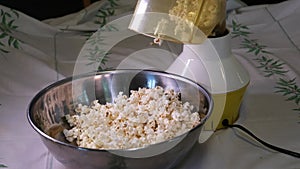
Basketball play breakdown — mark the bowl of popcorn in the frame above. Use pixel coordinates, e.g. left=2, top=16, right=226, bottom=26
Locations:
left=27, top=69, right=213, bottom=169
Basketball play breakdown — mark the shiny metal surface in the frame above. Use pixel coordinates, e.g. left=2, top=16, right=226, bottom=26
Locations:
left=27, top=69, right=213, bottom=169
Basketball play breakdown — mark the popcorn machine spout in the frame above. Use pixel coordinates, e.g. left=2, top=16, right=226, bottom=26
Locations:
left=129, top=0, right=227, bottom=44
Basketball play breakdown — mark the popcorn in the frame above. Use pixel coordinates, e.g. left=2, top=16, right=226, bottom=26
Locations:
left=63, top=86, right=201, bottom=149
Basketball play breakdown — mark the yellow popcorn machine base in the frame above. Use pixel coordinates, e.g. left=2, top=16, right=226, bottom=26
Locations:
left=165, top=32, right=250, bottom=142
left=211, top=84, right=249, bottom=130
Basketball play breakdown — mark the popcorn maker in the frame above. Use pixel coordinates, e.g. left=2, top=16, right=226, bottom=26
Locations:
left=128, top=0, right=250, bottom=142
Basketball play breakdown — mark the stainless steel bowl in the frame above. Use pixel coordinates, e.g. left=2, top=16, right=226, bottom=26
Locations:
left=27, top=69, right=213, bottom=169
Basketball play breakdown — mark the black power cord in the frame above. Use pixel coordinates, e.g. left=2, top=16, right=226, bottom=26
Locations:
left=222, top=119, right=300, bottom=158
